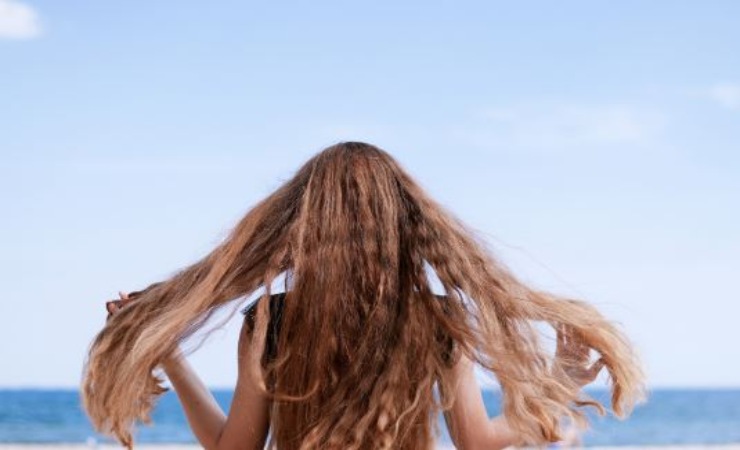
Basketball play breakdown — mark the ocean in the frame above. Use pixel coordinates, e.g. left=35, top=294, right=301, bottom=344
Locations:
left=0, top=389, right=738, bottom=446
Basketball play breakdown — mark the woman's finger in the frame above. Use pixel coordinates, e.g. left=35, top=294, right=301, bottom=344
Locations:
left=586, top=357, right=606, bottom=381
left=118, top=291, right=138, bottom=308
left=556, top=323, right=568, bottom=354
left=106, top=300, right=121, bottom=315
left=573, top=336, right=589, bottom=361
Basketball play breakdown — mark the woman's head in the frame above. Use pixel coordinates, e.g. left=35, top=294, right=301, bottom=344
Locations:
left=82, top=141, right=645, bottom=449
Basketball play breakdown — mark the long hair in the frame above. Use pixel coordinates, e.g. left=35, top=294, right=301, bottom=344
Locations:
left=81, top=142, right=645, bottom=449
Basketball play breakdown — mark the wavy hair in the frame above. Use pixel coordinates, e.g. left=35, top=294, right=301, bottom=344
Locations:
left=81, top=142, right=645, bottom=449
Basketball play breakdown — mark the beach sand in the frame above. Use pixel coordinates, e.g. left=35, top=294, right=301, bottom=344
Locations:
left=1, top=445, right=739, bottom=450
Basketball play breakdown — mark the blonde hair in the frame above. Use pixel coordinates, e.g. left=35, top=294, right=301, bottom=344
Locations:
left=81, top=142, right=645, bottom=449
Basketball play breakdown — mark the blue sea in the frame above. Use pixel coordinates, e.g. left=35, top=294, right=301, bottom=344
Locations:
left=0, top=389, right=739, bottom=446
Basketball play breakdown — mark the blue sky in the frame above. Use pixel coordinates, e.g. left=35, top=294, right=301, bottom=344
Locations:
left=1, top=1, right=738, bottom=388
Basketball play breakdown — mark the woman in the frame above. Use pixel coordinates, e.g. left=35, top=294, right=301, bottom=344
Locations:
left=83, top=142, right=645, bottom=450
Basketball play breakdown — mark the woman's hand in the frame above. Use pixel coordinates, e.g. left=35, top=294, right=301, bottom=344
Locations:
left=105, top=291, right=137, bottom=321
left=554, top=324, right=605, bottom=388
left=104, top=289, right=185, bottom=366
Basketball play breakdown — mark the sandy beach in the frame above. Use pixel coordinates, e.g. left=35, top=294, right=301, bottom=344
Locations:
left=1, top=445, right=739, bottom=450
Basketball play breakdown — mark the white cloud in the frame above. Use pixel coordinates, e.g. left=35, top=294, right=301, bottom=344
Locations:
left=706, top=83, right=740, bottom=110
left=457, top=103, right=665, bottom=153
left=0, top=0, right=42, bottom=40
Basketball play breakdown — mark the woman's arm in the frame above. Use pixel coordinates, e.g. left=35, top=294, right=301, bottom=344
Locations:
left=160, top=320, right=271, bottom=450
left=160, top=351, right=227, bottom=449
left=109, top=292, right=270, bottom=450
left=442, top=324, right=604, bottom=450
left=442, top=354, right=518, bottom=450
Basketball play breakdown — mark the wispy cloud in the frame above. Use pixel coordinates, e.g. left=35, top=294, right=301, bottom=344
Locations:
left=706, top=83, right=740, bottom=110
left=457, top=103, right=666, bottom=153
left=0, top=0, right=42, bottom=40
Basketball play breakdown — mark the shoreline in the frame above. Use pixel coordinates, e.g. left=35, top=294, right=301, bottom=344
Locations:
left=1, top=445, right=740, bottom=449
